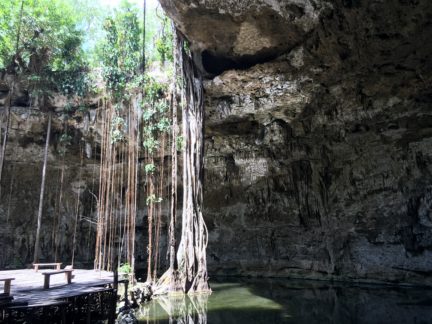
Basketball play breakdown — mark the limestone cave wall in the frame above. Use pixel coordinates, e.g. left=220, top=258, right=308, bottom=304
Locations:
left=0, top=85, right=166, bottom=271
left=1, top=0, right=432, bottom=286
left=161, top=0, right=432, bottom=285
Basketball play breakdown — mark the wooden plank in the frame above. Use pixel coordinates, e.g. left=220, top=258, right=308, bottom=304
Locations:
left=33, top=263, right=62, bottom=271
left=0, top=269, right=115, bottom=306
left=40, top=270, right=72, bottom=275
left=42, top=270, right=73, bottom=289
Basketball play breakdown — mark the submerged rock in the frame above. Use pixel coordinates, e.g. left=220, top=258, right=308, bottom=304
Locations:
left=116, top=308, right=138, bottom=324
left=130, top=283, right=153, bottom=307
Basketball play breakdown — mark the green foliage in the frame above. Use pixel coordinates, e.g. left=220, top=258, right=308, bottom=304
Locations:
left=111, top=115, right=126, bottom=144
left=0, top=2, right=14, bottom=69
left=142, top=109, right=154, bottom=122
left=0, top=0, right=90, bottom=97
left=0, top=0, right=172, bottom=98
left=143, top=75, right=167, bottom=104
left=141, top=74, right=170, bottom=155
left=64, top=102, right=74, bottom=113
left=142, top=100, right=170, bottom=153
left=58, top=132, right=73, bottom=156
left=78, top=105, right=88, bottom=113
left=155, top=100, right=168, bottom=113
left=155, top=16, right=173, bottom=64
left=98, top=0, right=141, bottom=100
left=70, top=0, right=110, bottom=67
left=118, top=262, right=132, bottom=274
left=176, top=136, right=184, bottom=151
left=143, top=135, right=158, bottom=154
left=59, top=133, right=73, bottom=144
left=145, top=163, right=155, bottom=174
left=157, top=117, right=170, bottom=132
left=143, top=3, right=165, bottom=63
left=146, top=194, right=162, bottom=206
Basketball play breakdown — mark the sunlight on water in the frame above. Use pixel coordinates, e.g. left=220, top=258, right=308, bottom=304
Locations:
left=135, top=282, right=283, bottom=323
left=204, top=283, right=282, bottom=311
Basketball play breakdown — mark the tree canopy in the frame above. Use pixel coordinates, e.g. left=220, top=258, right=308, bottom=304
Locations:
left=0, top=0, right=166, bottom=98
left=1, top=0, right=211, bottom=295
left=0, top=0, right=90, bottom=97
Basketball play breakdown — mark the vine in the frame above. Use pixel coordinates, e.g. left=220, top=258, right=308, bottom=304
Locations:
left=94, top=1, right=142, bottom=274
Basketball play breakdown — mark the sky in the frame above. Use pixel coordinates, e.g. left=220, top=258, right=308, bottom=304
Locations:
left=99, top=0, right=160, bottom=10
left=79, top=0, right=164, bottom=57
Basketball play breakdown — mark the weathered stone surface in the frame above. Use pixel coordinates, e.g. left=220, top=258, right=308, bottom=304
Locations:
left=0, top=105, right=97, bottom=268
left=1, top=0, right=432, bottom=287
left=0, top=91, right=168, bottom=269
left=161, top=0, right=432, bottom=285
left=159, top=0, right=332, bottom=74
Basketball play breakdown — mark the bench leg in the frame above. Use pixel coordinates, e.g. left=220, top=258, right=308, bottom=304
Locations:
left=4, top=280, right=11, bottom=295
left=65, top=272, right=72, bottom=284
left=44, top=275, right=50, bottom=289
left=56, top=264, right=61, bottom=270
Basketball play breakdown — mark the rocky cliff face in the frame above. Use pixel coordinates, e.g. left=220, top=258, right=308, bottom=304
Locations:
left=160, top=0, right=432, bottom=285
left=0, top=81, right=166, bottom=270
left=0, top=87, right=99, bottom=268
left=1, top=0, right=432, bottom=286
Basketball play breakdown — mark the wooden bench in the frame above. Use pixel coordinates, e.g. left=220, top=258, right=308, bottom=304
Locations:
left=41, top=270, right=73, bottom=289
left=33, top=263, right=62, bottom=272
left=0, top=278, right=14, bottom=295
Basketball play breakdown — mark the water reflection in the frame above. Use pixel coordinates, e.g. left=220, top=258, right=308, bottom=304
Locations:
left=135, top=278, right=432, bottom=324
left=136, top=294, right=209, bottom=324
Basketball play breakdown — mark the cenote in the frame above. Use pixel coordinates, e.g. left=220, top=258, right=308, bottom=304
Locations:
left=1, top=0, right=432, bottom=323
left=134, top=278, right=432, bottom=324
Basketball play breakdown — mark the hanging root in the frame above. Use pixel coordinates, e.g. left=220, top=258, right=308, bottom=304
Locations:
left=172, top=30, right=211, bottom=295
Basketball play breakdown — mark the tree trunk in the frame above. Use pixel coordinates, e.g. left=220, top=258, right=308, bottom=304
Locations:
left=34, top=112, right=52, bottom=263
left=176, top=38, right=210, bottom=294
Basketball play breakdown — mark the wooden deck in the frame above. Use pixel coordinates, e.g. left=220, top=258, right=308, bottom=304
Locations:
left=0, top=269, right=115, bottom=306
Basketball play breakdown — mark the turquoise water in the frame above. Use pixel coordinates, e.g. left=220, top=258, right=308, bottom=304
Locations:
left=135, top=278, right=432, bottom=323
